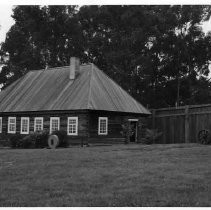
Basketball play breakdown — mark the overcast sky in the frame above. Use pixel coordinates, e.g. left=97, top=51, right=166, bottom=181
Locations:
left=0, top=5, right=15, bottom=43
left=0, top=5, right=211, bottom=43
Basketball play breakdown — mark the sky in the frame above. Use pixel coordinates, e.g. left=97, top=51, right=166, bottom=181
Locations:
left=0, top=5, right=15, bottom=43
left=0, top=4, right=211, bottom=43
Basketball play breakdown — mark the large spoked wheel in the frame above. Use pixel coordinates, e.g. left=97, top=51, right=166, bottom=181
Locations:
left=48, top=135, right=60, bottom=149
left=198, top=130, right=210, bottom=144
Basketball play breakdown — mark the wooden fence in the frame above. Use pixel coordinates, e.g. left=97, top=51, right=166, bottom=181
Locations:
left=151, top=104, right=211, bottom=143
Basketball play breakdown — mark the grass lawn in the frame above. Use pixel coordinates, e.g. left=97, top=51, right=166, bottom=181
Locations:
left=0, top=143, right=211, bottom=207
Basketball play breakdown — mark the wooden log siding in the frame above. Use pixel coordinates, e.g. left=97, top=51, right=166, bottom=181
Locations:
left=88, top=111, right=147, bottom=144
left=0, top=111, right=89, bottom=145
left=0, top=110, right=148, bottom=145
left=150, top=104, right=211, bottom=144
left=88, top=112, right=124, bottom=144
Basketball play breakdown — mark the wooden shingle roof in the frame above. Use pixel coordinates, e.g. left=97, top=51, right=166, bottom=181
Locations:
left=0, top=63, right=151, bottom=114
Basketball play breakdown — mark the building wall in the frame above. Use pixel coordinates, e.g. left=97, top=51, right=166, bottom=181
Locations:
left=88, top=111, right=148, bottom=144
left=0, top=110, right=149, bottom=145
left=0, top=111, right=89, bottom=145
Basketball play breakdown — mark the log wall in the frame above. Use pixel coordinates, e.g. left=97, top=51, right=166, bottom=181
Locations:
left=0, top=110, right=148, bottom=145
left=88, top=111, right=147, bottom=144
left=0, top=111, right=89, bottom=145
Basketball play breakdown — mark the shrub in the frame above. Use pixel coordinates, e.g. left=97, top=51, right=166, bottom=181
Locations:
left=9, top=134, right=23, bottom=148
left=9, top=130, right=49, bottom=149
left=20, top=135, right=36, bottom=148
left=0, top=134, right=10, bottom=147
left=10, top=134, right=36, bottom=149
left=52, top=130, right=68, bottom=147
left=33, top=130, right=49, bottom=148
left=121, top=123, right=133, bottom=144
left=142, top=129, right=163, bottom=144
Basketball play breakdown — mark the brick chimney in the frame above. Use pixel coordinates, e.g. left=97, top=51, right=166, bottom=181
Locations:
left=70, top=57, right=80, bottom=79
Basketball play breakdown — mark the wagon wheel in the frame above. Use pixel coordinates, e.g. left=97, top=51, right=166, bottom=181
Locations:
left=198, top=130, right=209, bottom=144
left=48, top=135, right=60, bottom=149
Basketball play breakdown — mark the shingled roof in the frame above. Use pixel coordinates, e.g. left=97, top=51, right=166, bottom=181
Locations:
left=0, top=63, right=150, bottom=114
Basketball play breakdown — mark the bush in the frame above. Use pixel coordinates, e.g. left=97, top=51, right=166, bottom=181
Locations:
left=121, top=123, right=133, bottom=144
left=0, top=134, right=10, bottom=147
left=9, top=134, right=23, bottom=148
left=20, top=135, right=36, bottom=148
left=9, top=130, right=49, bottom=149
left=33, top=130, right=49, bottom=148
left=52, top=130, right=68, bottom=147
left=141, top=129, right=163, bottom=144
left=10, top=134, right=36, bottom=149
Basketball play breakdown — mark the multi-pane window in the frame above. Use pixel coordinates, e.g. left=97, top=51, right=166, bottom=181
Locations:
left=34, top=117, right=43, bottom=131
left=8, top=117, right=16, bottom=134
left=98, top=117, right=108, bottom=135
left=21, top=117, right=30, bottom=134
left=50, top=117, right=60, bottom=134
left=0, top=117, right=2, bottom=133
left=67, top=117, right=78, bottom=135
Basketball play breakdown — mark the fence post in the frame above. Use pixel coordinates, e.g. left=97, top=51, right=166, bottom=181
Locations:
left=152, top=109, right=156, bottom=130
left=185, top=105, right=189, bottom=143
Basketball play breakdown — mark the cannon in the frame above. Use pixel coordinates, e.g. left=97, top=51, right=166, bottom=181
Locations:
left=198, top=129, right=211, bottom=145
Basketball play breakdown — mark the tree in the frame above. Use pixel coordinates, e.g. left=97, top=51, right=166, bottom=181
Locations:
left=1, top=5, right=211, bottom=109
left=78, top=5, right=211, bottom=107
left=0, top=5, right=86, bottom=88
left=156, top=6, right=211, bottom=106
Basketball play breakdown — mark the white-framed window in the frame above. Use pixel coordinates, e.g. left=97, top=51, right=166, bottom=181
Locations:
left=98, top=117, right=108, bottom=135
left=34, top=117, right=44, bottom=131
left=50, top=117, right=60, bottom=134
left=8, top=117, right=16, bottom=134
left=21, top=117, right=30, bottom=134
left=67, top=117, right=78, bottom=135
left=0, top=117, right=2, bottom=133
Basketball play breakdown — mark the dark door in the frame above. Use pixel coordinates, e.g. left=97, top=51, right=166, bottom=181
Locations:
left=129, top=121, right=137, bottom=142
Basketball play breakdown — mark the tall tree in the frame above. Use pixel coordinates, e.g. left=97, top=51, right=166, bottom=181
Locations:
left=0, top=5, right=85, bottom=87
left=156, top=6, right=211, bottom=106
left=1, top=5, right=211, bottom=108
left=78, top=5, right=211, bottom=107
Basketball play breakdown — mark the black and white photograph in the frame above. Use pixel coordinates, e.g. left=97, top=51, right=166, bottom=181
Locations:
left=0, top=1, right=211, bottom=207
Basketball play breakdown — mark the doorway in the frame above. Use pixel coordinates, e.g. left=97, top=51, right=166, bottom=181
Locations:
left=129, top=120, right=138, bottom=142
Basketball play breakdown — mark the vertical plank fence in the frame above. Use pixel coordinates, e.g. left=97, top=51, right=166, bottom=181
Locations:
left=151, top=104, right=211, bottom=143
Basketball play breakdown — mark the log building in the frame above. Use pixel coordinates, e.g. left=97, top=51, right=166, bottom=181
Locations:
left=0, top=57, right=151, bottom=145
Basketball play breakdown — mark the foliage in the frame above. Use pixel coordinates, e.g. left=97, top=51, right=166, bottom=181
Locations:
left=9, top=130, right=49, bottom=148
left=1, top=6, right=211, bottom=108
left=120, top=123, right=133, bottom=144
left=20, top=135, right=36, bottom=148
left=9, top=134, right=35, bottom=148
left=141, top=129, right=163, bottom=144
left=33, top=130, right=49, bottom=148
left=9, top=134, right=23, bottom=148
left=52, top=129, right=68, bottom=147
left=8, top=130, right=68, bottom=149
left=78, top=5, right=211, bottom=108
left=0, top=140, right=10, bottom=147
left=0, top=134, right=10, bottom=147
